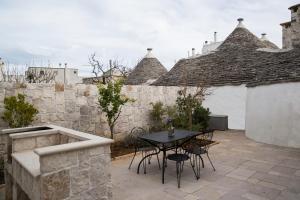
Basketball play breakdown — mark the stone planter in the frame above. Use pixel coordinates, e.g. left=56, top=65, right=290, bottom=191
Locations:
left=2, top=124, right=113, bottom=200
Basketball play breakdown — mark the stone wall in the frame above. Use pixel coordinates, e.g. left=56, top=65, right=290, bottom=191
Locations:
left=0, top=83, right=246, bottom=140
left=0, top=83, right=181, bottom=139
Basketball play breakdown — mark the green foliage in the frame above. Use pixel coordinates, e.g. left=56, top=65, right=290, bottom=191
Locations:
left=175, top=89, right=210, bottom=130
left=98, top=79, right=134, bottom=139
left=148, top=93, right=210, bottom=132
left=149, top=101, right=165, bottom=130
left=2, top=94, right=38, bottom=128
left=192, top=105, right=210, bottom=131
left=176, top=90, right=200, bottom=130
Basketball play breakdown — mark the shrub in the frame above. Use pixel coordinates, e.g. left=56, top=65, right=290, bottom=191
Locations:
left=192, top=105, right=210, bottom=131
left=149, top=102, right=165, bottom=130
left=2, top=93, right=39, bottom=128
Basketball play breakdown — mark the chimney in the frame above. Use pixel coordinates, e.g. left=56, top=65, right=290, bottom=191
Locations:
left=281, top=4, right=300, bottom=48
left=59, top=63, right=62, bottom=67
left=237, top=18, right=245, bottom=28
left=214, top=32, right=217, bottom=42
left=64, top=63, right=67, bottom=68
left=261, top=33, right=267, bottom=41
left=145, top=48, right=155, bottom=58
left=192, top=48, right=195, bottom=56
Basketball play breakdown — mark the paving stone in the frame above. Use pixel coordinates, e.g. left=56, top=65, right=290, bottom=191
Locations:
left=257, top=181, right=286, bottom=191
left=226, top=168, right=256, bottom=181
left=242, top=193, right=269, bottom=200
left=111, top=131, right=300, bottom=200
left=269, top=165, right=297, bottom=177
left=184, top=194, right=199, bottom=200
left=275, top=190, right=300, bottom=200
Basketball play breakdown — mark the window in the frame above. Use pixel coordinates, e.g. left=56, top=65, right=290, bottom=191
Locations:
left=40, top=70, right=44, bottom=75
left=74, top=71, right=77, bottom=74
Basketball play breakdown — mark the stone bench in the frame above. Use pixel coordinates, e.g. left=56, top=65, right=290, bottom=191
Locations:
left=3, top=125, right=113, bottom=200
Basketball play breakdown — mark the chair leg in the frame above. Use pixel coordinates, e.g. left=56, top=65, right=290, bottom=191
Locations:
left=200, top=155, right=204, bottom=168
left=128, top=150, right=137, bottom=169
left=155, top=150, right=161, bottom=169
left=148, top=153, right=152, bottom=164
left=142, top=151, right=147, bottom=174
left=196, top=155, right=201, bottom=179
left=190, top=154, right=200, bottom=180
left=206, top=153, right=216, bottom=171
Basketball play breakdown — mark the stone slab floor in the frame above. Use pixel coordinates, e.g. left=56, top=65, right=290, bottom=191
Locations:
left=112, top=131, right=300, bottom=200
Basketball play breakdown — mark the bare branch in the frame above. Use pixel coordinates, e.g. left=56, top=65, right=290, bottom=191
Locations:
left=87, top=53, right=132, bottom=84
left=25, top=67, right=56, bottom=83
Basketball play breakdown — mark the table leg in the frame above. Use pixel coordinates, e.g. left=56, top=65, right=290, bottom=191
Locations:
left=162, top=148, right=166, bottom=184
left=137, top=150, right=160, bottom=174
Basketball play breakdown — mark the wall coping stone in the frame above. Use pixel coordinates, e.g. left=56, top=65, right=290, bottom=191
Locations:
left=12, top=150, right=40, bottom=177
left=9, top=129, right=58, bottom=139
left=34, top=139, right=112, bottom=156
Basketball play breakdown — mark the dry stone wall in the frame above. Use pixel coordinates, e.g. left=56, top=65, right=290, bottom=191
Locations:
left=0, top=83, right=182, bottom=139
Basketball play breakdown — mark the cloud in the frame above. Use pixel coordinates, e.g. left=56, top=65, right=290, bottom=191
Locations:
left=0, top=0, right=298, bottom=76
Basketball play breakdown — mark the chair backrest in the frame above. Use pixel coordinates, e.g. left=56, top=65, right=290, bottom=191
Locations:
left=124, top=127, right=147, bottom=148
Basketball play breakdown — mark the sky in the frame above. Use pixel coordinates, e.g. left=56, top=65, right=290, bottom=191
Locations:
left=0, top=0, right=298, bottom=76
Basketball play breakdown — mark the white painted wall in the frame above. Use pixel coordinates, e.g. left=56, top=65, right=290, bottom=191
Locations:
left=245, top=82, right=300, bottom=148
left=203, top=85, right=247, bottom=130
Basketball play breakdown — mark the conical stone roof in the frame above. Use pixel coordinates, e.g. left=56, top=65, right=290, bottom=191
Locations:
left=153, top=19, right=300, bottom=87
left=125, top=48, right=167, bottom=85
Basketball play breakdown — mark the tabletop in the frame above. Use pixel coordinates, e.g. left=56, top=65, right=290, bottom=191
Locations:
left=138, top=129, right=201, bottom=144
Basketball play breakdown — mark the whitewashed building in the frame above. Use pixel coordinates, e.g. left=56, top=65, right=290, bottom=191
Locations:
left=26, top=64, right=82, bottom=84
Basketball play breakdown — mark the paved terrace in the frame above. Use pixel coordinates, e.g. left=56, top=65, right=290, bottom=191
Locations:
left=112, top=131, right=300, bottom=200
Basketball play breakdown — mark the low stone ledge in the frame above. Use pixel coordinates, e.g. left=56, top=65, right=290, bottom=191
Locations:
left=11, top=151, right=40, bottom=177
left=34, top=139, right=112, bottom=157
left=9, top=129, right=58, bottom=139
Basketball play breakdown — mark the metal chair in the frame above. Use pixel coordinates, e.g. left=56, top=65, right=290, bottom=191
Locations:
left=167, top=153, right=189, bottom=188
left=126, top=127, right=161, bottom=173
left=184, top=129, right=216, bottom=179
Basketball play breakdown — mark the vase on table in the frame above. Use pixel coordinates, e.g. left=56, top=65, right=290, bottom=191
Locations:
left=168, top=126, right=175, bottom=137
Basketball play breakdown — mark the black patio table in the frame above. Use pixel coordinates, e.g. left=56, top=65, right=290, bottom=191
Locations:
left=137, top=129, right=202, bottom=184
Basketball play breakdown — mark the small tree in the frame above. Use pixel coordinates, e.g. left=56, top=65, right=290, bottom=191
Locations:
left=98, top=79, right=133, bottom=139
left=149, top=101, right=166, bottom=131
left=2, top=94, right=38, bottom=128
left=89, top=53, right=131, bottom=84
left=176, top=67, right=211, bottom=130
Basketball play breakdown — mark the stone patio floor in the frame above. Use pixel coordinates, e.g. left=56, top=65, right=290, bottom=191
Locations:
left=112, top=130, right=300, bottom=200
